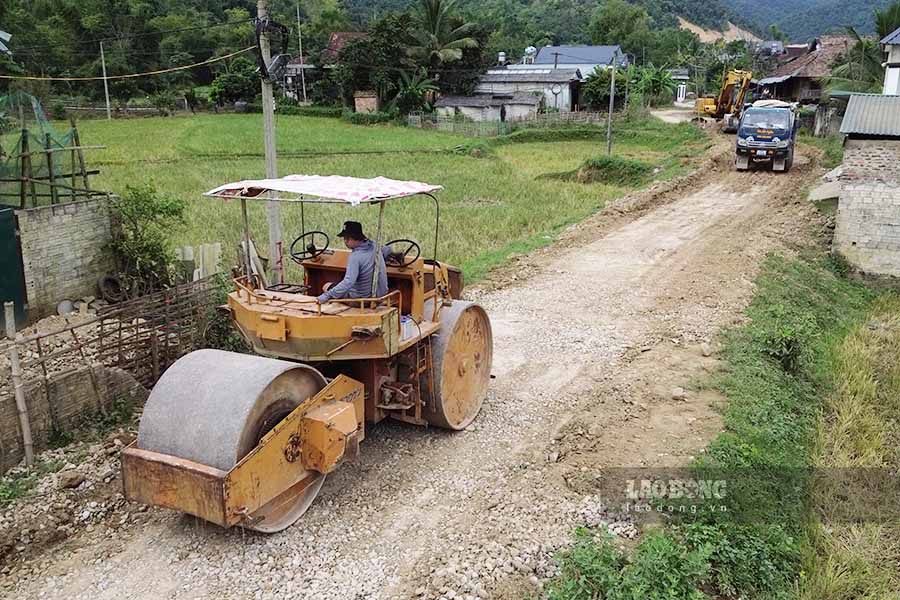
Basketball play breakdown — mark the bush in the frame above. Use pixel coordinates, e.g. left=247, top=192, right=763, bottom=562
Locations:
left=150, top=90, right=177, bottom=116
left=495, top=127, right=603, bottom=145
left=341, top=110, right=397, bottom=125
left=50, top=100, right=67, bottom=120
left=451, top=140, right=493, bottom=158
left=108, top=183, right=186, bottom=297
left=576, top=155, right=653, bottom=186
left=209, top=57, right=258, bottom=105
left=201, top=274, right=250, bottom=353
left=278, top=104, right=343, bottom=118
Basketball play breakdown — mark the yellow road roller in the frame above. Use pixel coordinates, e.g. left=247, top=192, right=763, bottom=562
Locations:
left=122, top=175, right=493, bottom=532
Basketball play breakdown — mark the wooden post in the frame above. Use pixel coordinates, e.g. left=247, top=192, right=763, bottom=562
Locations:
left=45, top=133, right=59, bottom=205
left=5, top=302, right=34, bottom=466
left=69, top=328, right=107, bottom=416
left=18, top=132, right=26, bottom=209
left=70, top=145, right=77, bottom=203
left=70, top=118, right=91, bottom=192
left=34, top=336, right=59, bottom=431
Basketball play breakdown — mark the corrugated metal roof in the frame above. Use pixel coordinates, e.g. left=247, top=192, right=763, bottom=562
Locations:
left=882, top=26, right=900, bottom=45
left=479, top=68, right=581, bottom=84
left=435, top=93, right=541, bottom=108
left=534, top=45, right=626, bottom=66
left=840, top=94, right=900, bottom=137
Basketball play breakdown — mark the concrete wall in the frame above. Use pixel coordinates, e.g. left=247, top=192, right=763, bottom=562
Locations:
left=16, top=198, right=114, bottom=320
left=834, top=138, right=900, bottom=277
left=475, top=82, right=574, bottom=111
left=884, top=46, right=900, bottom=95
left=0, top=366, right=147, bottom=472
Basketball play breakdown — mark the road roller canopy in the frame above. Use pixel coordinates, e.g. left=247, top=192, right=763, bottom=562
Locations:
left=204, top=175, right=443, bottom=205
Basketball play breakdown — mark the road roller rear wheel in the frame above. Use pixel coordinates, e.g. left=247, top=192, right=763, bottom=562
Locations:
left=136, top=349, right=327, bottom=532
left=425, top=301, right=493, bottom=430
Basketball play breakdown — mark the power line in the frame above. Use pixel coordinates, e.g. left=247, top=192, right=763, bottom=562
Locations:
left=0, top=47, right=254, bottom=81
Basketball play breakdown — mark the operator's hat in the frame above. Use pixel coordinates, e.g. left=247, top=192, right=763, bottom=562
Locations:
left=337, top=221, right=365, bottom=240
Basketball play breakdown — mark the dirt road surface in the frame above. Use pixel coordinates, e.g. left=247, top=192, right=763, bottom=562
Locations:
left=3, top=142, right=824, bottom=600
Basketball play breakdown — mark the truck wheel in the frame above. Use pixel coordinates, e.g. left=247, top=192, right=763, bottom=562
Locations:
left=785, top=148, right=794, bottom=172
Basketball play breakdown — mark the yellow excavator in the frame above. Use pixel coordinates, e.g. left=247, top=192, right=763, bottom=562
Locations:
left=696, top=69, right=753, bottom=133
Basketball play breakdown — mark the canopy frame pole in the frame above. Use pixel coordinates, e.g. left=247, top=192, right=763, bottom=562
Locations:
left=424, top=193, right=440, bottom=263
left=241, top=199, right=253, bottom=280
left=371, top=200, right=386, bottom=299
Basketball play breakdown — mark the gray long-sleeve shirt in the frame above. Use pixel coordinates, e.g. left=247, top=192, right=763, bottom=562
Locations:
left=317, top=240, right=390, bottom=302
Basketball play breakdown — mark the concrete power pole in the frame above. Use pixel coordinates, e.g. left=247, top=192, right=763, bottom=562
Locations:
left=100, top=41, right=111, bottom=120
left=606, top=54, right=616, bottom=155
left=258, top=0, right=284, bottom=284
left=297, top=3, right=308, bottom=103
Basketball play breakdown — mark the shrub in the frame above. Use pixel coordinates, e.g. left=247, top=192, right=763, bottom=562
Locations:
left=341, top=110, right=397, bottom=125
left=201, top=274, right=250, bottom=353
left=108, top=183, right=186, bottom=297
left=451, top=140, right=493, bottom=158
left=495, top=127, right=603, bottom=145
left=209, top=57, right=258, bottom=105
left=576, top=155, right=653, bottom=186
left=277, top=104, right=343, bottom=118
left=50, top=100, right=67, bottom=120
left=150, top=90, right=177, bottom=116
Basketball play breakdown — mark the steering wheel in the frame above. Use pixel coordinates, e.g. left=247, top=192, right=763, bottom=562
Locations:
left=289, top=231, right=330, bottom=263
left=385, top=239, right=421, bottom=268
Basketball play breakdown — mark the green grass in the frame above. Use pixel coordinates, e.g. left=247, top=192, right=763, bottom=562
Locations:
left=547, top=254, right=883, bottom=599
left=58, top=113, right=705, bottom=282
left=0, top=458, right=64, bottom=507
left=800, top=134, right=844, bottom=170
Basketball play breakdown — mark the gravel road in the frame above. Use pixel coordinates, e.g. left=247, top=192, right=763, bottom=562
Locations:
left=3, top=144, right=824, bottom=600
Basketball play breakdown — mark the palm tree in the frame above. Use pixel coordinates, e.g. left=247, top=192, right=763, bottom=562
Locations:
left=407, top=0, right=478, bottom=67
left=828, top=1, right=900, bottom=93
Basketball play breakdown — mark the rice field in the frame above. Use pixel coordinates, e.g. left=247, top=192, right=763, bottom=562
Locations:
left=71, top=113, right=706, bottom=281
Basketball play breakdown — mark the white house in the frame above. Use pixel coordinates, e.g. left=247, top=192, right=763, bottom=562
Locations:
left=883, top=26, right=900, bottom=95
left=475, top=68, right=581, bottom=112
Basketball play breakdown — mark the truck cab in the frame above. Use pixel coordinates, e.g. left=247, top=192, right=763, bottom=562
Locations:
left=735, top=102, right=798, bottom=172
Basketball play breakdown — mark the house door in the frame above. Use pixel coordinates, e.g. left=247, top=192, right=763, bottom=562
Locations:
left=0, top=208, right=26, bottom=331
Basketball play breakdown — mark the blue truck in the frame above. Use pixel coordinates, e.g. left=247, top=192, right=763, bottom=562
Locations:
left=734, top=101, right=798, bottom=172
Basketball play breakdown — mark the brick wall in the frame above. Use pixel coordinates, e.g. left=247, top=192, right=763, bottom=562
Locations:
left=16, top=198, right=114, bottom=320
left=841, top=138, right=900, bottom=183
left=0, top=366, right=147, bottom=472
left=834, top=181, right=900, bottom=277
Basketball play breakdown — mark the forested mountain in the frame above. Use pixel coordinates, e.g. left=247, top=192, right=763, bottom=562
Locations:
left=725, top=0, right=896, bottom=41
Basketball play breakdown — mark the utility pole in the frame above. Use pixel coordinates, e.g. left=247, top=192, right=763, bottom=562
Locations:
left=297, top=3, right=308, bottom=103
left=606, top=54, right=616, bottom=155
left=258, top=0, right=284, bottom=284
left=100, top=41, right=111, bottom=120
left=553, top=52, right=560, bottom=69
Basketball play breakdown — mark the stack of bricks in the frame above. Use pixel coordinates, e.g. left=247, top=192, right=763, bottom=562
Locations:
left=834, top=139, right=900, bottom=277
left=15, top=198, right=115, bottom=319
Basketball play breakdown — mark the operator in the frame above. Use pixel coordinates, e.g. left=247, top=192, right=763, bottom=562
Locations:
left=316, top=221, right=391, bottom=303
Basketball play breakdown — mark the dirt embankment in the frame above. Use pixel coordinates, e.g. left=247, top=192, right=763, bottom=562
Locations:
left=2, top=136, right=829, bottom=600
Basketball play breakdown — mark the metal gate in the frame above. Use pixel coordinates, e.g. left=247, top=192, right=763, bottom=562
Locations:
left=0, top=208, right=26, bottom=331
